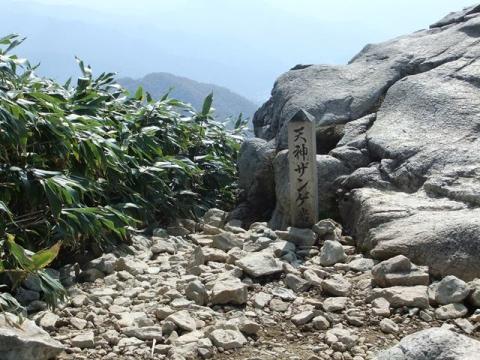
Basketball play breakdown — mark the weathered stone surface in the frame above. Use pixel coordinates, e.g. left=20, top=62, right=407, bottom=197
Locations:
left=191, top=246, right=228, bottom=266
left=87, top=253, right=118, bottom=274
left=342, top=189, right=480, bottom=280
left=375, top=327, right=480, bottom=360
left=372, top=297, right=391, bottom=317
left=348, top=257, right=375, bottom=272
left=435, top=275, right=470, bottom=305
left=151, top=239, right=177, bottom=255
left=246, top=4, right=480, bottom=279
left=325, top=327, right=358, bottom=351
left=212, top=232, right=243, bottom=252
left=254, top=292, right=272, bottom=308
left=319, top=240, right=346, bottom=266
left=236, top=252, right=283, bottom=277
left=435, top=303, right=468, bottom=320
left=323, top=297, right=347, bottom=312
left=37, top=312, right=59, bottom=331
left=372, top=255, right=429, bottom=288
left=166, top=311, right=197, bottom=332
left=185, top=279, right=208, bottom=306
left=0, top=312, right=64, bottom=360
left=210, top=278, right=248, bottom=305
left=369, top=286, right=429, bottom=309
left=291, top=310, right=314, bottom=326
left=269, top=298, right=289, bottom=312
left=467, top=278, right=480, bottom=307
left=379, top=318, right=399, bottom=334
left=322, top=274, right=352, bottom=297
left=284, top=273, right=311, bottom=293
left=71, top=331, right=95, bottom=349
left=115, top=258, right=148, bottom=275
left=312, top=315, right=330, bottom=330
left=209, top=329, right=247, bottom=350
left=287, top=109, right=318, bottom=228
left=123, top=326, right=163, bottom=341
left=270, top=151, right=350, bottom=229
left=287, top=227, right=317, bottom=247
left=236, top=138, right=276, bottom=221
left=203, top=208, right=226, bottom=228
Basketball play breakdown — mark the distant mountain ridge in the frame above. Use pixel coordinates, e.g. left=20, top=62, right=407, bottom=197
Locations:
left=118, top=72, right=258, bottom=121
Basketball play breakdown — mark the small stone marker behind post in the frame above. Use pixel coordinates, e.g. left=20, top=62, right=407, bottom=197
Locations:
left=287, top=109, right=318, bottom=228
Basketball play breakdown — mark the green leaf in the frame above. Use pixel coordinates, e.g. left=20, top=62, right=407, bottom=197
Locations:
left=6, top=234, right=33, bottom=271
left=201, top=92, right=213, bottom=117
left=31, top=242, right=61, bottom=270
left=134, top=86, right=144, bottom=101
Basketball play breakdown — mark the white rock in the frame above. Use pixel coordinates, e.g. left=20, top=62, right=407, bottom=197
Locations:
left=320, top=240, right=347, bottom=266
left=166, top=311, right=197, bottom=332
left=209, top=329, right=247, bottom=350
left=467, top=278, right=480, bottom=307
left=368, top=286, right=429, bottom=309
left=211, top=278, right=248, bottom=305
left=185, top=279, right=208, bottom=306
left=323, top=297, right=347, bottom=312
left=435, top=303, right=468, bottom=320
left=303, top=269, right=323, bottom=287
left=284, top=273, right=311, bottom=293
left=71, top=331, right=95, bottom=349
left=376, top=327, right=480, bottom=360
left=70, top=317, right=87, bottom=330
left=291, top=311, right=315, bottom=326
left=123, top=326, right=163, bottom=341
left=312, top=315, right=330, bottom=330
left=372, top=255, right=429, bottom=288
left=271, top=287, right=296, bottom=301
left=203, top=208, right=226, bottom=228
left=348, top=258, right=375, bottom=272
left=287, top=227, right=317, bottom=247
left=115, top=258, right=148, bottom=275
left=212, top=232, right=243, bottom=251
left=236, top=252, right=283, bottom=277
left=379, top=318, right=399, bottom=334
left=0, top=312, right=64, bottom=360
left=371, top=297, right=390, bottom=317
left=254, top=292, right=272, bottom=308
left=325, top=328, right=358, bottom=351
left=38, top=312, right=59, bottom=331
left=322, top=274, right=352, bottom=296
left=435, top=275, right=470, bottom=305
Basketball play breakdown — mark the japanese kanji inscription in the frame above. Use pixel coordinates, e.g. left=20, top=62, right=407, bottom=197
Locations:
left=287, top=109, right=318, bottom=228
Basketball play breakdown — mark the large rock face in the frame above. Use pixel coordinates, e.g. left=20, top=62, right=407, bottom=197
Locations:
left=0, top=312, right=64, bottom=360
left=375, top=327, right=480, bottom=360
left=239, top=5, right=480, bottom=280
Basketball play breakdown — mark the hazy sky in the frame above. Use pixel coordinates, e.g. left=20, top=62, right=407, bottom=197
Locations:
left=2, top=0, right=476, bottom=101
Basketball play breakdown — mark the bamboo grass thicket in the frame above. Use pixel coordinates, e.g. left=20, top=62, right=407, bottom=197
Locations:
left=0, top=34, right=246, bottom=308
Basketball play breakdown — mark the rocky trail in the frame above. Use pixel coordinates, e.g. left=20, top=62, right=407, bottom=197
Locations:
left=3, top=4, right=480, bottom=360
left=4, top=208, right=480, bottom=360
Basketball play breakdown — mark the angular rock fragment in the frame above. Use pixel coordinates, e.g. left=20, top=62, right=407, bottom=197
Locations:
left=0, top=312, right=64, bottom=360
left=210, top=278, right=248, bottom=305
left=209, top=329, right=247, bottom=350
left=368, top=286, right=429, bottom=309
left=236, top=252, right=283, bottom=277
left=372, top=255, right=429, bottom=288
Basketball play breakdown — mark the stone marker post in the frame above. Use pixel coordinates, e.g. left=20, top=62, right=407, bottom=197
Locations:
left=287, top=109, right=318, bottom=228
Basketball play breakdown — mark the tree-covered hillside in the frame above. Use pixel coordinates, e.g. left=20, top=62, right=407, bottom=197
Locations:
left=119, top=73, right=258, bottom=124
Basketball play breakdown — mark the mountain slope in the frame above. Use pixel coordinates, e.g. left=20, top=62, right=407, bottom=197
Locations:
left=118, top=73, right=258, bottom=121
